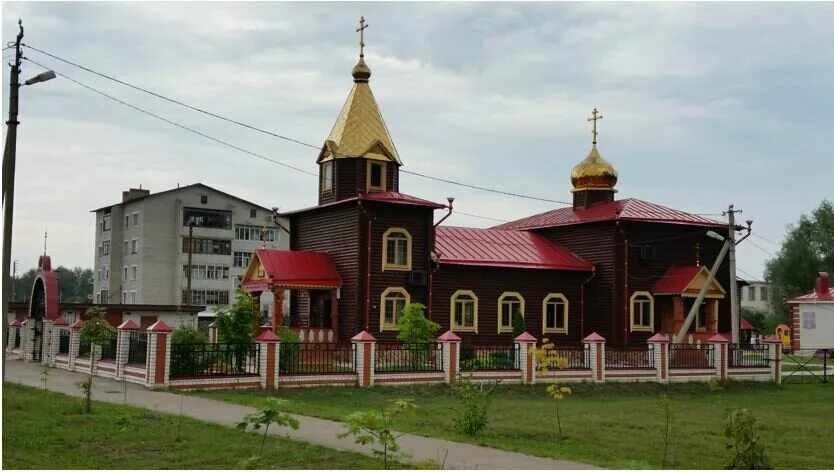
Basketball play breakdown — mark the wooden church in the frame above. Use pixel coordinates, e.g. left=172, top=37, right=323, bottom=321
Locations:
left=241, top=20, right=732, bottom=346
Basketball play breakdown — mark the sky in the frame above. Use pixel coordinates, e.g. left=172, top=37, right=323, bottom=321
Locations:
left=2, top=2, right=833, bottom=280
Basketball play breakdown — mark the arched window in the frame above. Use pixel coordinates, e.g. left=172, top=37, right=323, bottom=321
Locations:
left=380, top=287, right=410, bottom=331
left=630, top=291, right=654, bottom=332
left=543, top=293, right=569, bottom=334
left=498, top=292, right=524, bottom=333
left=451, top=290, right=478, bottom=332
left=382, top=228, right=412, bottom=271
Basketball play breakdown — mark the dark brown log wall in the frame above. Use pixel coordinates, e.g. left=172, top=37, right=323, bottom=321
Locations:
left=319, top=158, right=400, bottom=205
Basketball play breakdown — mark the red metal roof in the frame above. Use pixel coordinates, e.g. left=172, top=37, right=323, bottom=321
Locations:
left=740, top=318, right=756, bottom=330
left=245, top=249, right=342, bottom=289
left=786, top=287, right=834, bottom=303
left=493, top=198, right=725, bottom=231
left=652, top=266, right=703, bottom=294
left=434, top=226, right=593, bottom=271
left=358, top=191, right=447, bottom=209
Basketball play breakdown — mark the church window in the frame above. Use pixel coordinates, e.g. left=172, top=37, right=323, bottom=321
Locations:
left=367, top=161, right=387, bottom=191
left=543, top=293, right=569, bottom=334
left=321, top=161, right=334, bottom=193
left=498, top=292, right=524, bottom=333
left=695, top=302, right=708, bottom=332
left=630, top=291, right=654, bottom=332
left=380, top=287, right=410, bottom=331
left=382, top=228, right=412, bottom=271
left=451, top=290, right=478, bottom=332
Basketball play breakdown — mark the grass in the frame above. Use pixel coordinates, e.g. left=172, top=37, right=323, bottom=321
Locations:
left=1, top=383, right=415, bottom=469
left=197, top=381, right=834, bottom=469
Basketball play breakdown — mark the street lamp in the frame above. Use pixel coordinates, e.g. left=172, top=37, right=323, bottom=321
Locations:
left=2, top=19, right=56, bottom=380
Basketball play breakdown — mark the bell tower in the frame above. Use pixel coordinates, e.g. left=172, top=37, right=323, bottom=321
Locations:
left=316, top=17, right=402, bottom=204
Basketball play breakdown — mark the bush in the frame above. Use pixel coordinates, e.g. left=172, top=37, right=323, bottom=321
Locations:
left=452, top=376, right=495, bottom=437
left=277, top=327, right=301, bottom=372
left=725, top=409, right=772, bottom=469
left=172, top=325, right=207, bottom=345
left=396, top=303, right=440, bottom=345
left=512, top=311, right=526, bottom=338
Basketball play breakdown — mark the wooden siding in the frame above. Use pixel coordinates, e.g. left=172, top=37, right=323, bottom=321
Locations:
left=537, top=222, right=618, bottom=342
left=363, top=201, right=433, bottom=342
left=319, top=158, right=401, bottom=205
left=431, top=265, right=588, bottom=345
left=290, top=203, right=361, bottom=340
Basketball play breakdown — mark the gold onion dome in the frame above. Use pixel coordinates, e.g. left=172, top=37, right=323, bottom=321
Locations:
left=352, top=57, right=371, bottom=83
left=571, top=144, right=618, bottom=191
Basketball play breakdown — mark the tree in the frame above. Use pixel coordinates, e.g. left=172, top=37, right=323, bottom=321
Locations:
left=236, top=398, right=300, bottom=469
left=724, top=409, right=772, bottom=469
left=396, top=303, right=440, bottom=344
left=452, top=375, right=497, bottom=437
left=78, top=307, right=116, bottom=413
left=531, top=338, right=571, bottom=441
left=765, top=200, right=834, bottom=321
left=512, top=311, right=526, bottom=338
left=339, top=399, right=416, bottom=469
left=214, top=290, right=257, bottom=373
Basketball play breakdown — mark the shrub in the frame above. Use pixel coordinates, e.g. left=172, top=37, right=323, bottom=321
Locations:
left=512, top=311, right=526, bottom=338
left=452, top=376, right=496, bottom=437
left=396, top=303, right=440, bottom=344
left=277, top=327, right=301, bottom=372
left=725, top=409, right=771, bottom=469
left=78, top=307, right=115, bottom=413
left=172, top=325, right=207, bottom=345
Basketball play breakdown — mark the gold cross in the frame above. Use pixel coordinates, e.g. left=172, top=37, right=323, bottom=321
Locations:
left=587, top=108, right=603, bottom=145
left=356, top=16, right=369, bottom=58
left=43, top=230, right=48, bottom=256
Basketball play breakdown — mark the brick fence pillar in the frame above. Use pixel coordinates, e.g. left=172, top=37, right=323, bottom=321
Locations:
left=648, top=333, right=670, bottom=383
left=583, top=332, right=606, bottom=383
left=208, top=321, right=218, bottom=344
left=437, top=330, right=462, bottom=385
left=515, top=332, right=538, bottom=384
left=69, top=320, right=83, bottom=371
left=146, top=320, right=173, bottom=389
left=352, top=331, right=376, bottom=387
left=41, top=319, right=55, bottom=366
left=763, top=335, right=783, bottom=384
left=7, top=319, right=22, bottom=354
left=708, top=334, right=730, bottom=381
left=116, top=320, right=139, bottom=380
left=50, top=316, right=69, bottom=367
left=257, top=329, right=281, bottom=389
left=21, top=319, right=34, bottom=362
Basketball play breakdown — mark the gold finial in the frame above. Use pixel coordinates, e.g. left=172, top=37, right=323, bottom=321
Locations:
left=356, top=16, right=369, bottom=58
left=587, top=107, right=603, bottom=145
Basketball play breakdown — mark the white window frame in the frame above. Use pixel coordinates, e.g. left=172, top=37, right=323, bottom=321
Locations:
left=131, top=238, right=138, bottom=254
left=497, top=292, right=524, bottom=334
left=450, top=290, right=478, bottom=333
left=131, top=265, right=138, bottom=281
left=130, top=291, right=137, bottom=304
left=542, top=293, right=569, bottom=335
left=380, top=287, right=410, bottom=331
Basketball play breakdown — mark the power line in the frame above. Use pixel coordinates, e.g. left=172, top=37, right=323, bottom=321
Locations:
left=23, top=44, right=573, bottom=205
left=752, top=233, right=782, bottom=246
left=747, top=239, right=777, bottom=258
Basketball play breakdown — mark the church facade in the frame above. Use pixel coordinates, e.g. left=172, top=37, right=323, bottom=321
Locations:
left=241, top=24, right=732, bottom=346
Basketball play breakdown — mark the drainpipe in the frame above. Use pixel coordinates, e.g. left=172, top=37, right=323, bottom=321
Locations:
left=358, top=201, right=373, bottom=332
left=580, top=270, right=596, bottom=338
left=428, top=198, right=454, bottom=320
left=616, top=219, right=628, bottom=346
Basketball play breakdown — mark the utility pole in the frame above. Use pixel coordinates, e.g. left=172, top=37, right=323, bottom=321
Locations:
left=186, top=220, right=194, bottom=304
left=11, top=260, right=18, bottom=302
left=2, top=20, right=25, bottom=382
left=726, top=205, right=742, bottom=344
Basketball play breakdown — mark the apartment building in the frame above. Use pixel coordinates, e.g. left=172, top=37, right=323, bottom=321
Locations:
left=740, top=280, right=772, bottom=312
left=91, top=184, right=289, bottom=319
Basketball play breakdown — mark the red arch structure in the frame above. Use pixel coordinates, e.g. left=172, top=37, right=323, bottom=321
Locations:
left=29, top=255, right=59, bottom=321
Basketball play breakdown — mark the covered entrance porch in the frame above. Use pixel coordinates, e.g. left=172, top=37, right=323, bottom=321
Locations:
left=653, top=265, right=728, bottom=343
left=240, top=249, right=343, bottom=342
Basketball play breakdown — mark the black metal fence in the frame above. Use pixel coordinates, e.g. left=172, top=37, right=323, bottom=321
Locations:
left=547, top=344, right=591, bottom=369
left=128, top=332, right=147, bottom=365
left=461, top=345, right=519, bottom=371
left=606, top=345, right=655, bottom=369
left=729, top=344, right=769, bottom=368
left=100, top=335, right=119, bottom=361
left=170, top=343, right=260, bottom=378
left=58, top=329, right=70, bottom=354
left=669, top=344, right=714, bottom=369
left=375, top=343, right=443, bottom=373
left=78, top=339, right=91, bottom=358
left=279, top=343, right=356, bottom=374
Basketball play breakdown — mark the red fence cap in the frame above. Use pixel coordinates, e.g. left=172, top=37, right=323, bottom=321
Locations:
left=256, top=330, right=281, bottom=342
left=69, top=319, right=84, bottom=330
left=52, top=315, right=69, bottom=327
left=583, top=332, right=606, bottom=343
left=437, top=330, right=462, bottom=342
left=117, top=319, right=140, bottom=331
left=514, top=332, right=538, bottom=343
left=647, top=333, right=670, bottom=343
left=146, top=320, right=172, bottom=333
left=351, top=330, right=377, bottom=342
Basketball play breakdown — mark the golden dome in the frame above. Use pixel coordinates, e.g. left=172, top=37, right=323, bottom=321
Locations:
left=352, top=57, right=371, bottom=83
left=571, top=144, right=618, bottom=191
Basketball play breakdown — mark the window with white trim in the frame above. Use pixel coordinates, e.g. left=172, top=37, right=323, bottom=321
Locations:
left=498, top=292, right=524, bottom=333
left=234, top=251, right=254, bottom=267
left=383, top=228, right=411, bottom=270
left=130, top=291, right=137, bottom=304
left=451, top=290, right=478, bottom=332
left=543, top=293, right=569, bottom=334
left=380, top=287, right=410, bottom=331
left=101, top=240, right=111, bottom=256
left=131, top=266, right=138, bottom=281
left=630, top=291, right=654, bottom=332
left=131, top=239, right=138, bottom=254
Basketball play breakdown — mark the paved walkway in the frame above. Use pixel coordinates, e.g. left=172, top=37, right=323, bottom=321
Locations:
left=4, top=360, right=597, bottom=470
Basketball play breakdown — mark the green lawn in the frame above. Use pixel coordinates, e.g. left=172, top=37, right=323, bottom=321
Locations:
left=197, top=381, right=834, bottom=469
left=1, top=383, right=410, bottom=469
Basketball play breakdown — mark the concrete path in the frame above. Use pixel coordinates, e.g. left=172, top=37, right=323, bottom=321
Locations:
left=4, top=360, right=597, bottom=470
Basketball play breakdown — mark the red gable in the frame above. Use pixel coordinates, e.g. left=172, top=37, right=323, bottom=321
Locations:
left=652, top=265, right=726, bottom=297
left=242, top=249, right=342, bottom=291
left=435, top=226, right=593, bottom=271
left=494, top=198, right=724, bottom=231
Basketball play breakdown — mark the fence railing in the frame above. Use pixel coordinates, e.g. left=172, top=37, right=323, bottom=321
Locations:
left=78, top=339, right=91, bottom=358
left=279, top=343, right=356, bottom=374
left=170, top=343, right=260, bottom=378
left=58, top=329, right=70, bottom=354
left=606, top=345, right=655, bottom=369
left=128, top=332, right=147, bottom=365
left=729, top=343, right=769, bottom=368
left=375, top=343, right=443, bottom=373
left=461, top=345, right=519, bottom=371
left=100, top=335, right=119, bottom=361
left=547, top=344, right=591, bottom=369
left=669, top=344, right=714, bottom=369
